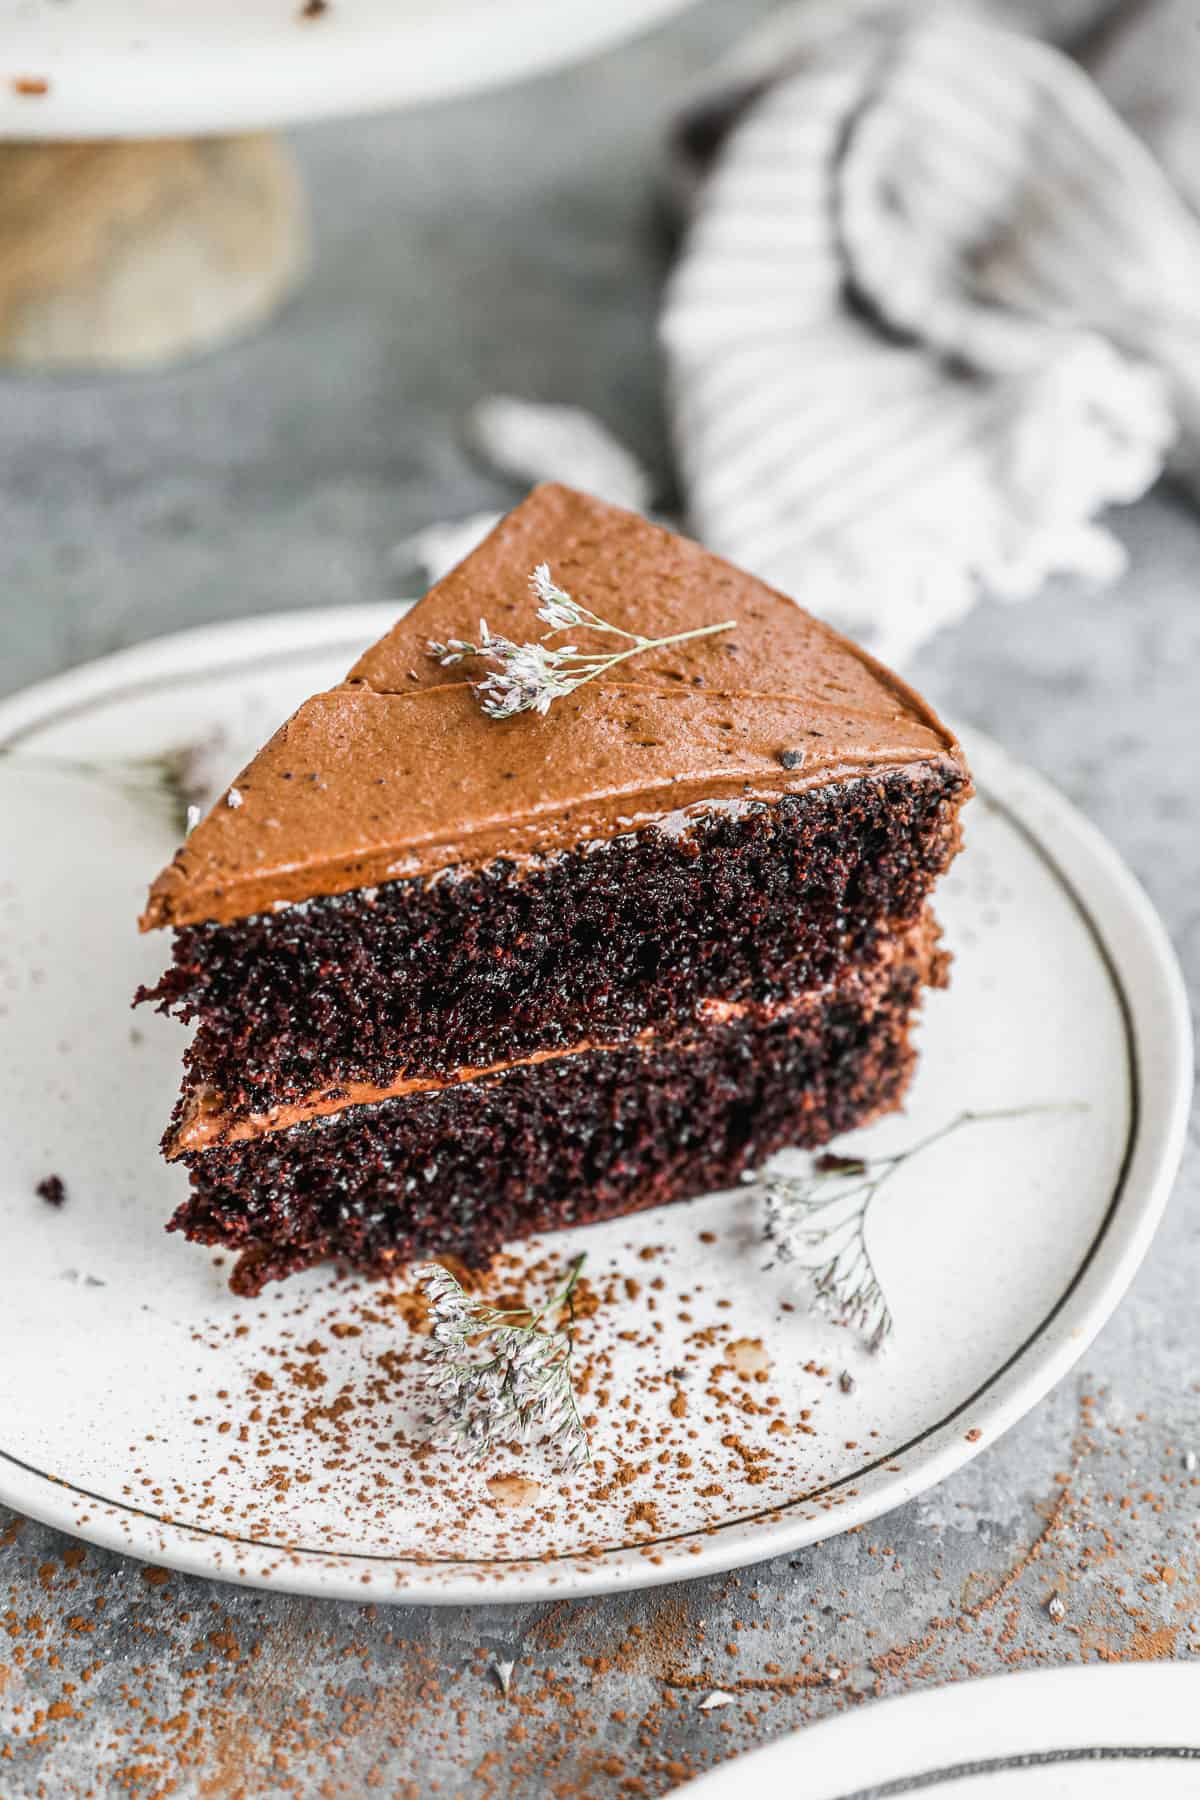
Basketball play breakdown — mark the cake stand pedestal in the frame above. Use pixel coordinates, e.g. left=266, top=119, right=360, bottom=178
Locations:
left=0, top=0, right=694, bottom=370
left=0, top=137, right=306, bottom=369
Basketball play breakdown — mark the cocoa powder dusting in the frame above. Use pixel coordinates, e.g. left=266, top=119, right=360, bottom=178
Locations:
left=2, top=1327, right=1194, bottom=1795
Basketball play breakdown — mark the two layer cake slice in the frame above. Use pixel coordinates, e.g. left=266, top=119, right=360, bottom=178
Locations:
left=138, top=484, right=970, bottom=1294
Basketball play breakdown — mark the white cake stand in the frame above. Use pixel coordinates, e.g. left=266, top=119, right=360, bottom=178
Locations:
left=0, top=0, right=694, bottom=368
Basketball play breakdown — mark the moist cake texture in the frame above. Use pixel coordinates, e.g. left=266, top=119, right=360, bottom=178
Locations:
left=138, top=483, right=971, bottom=1292
left=176, top=937, right=938, bottom=1296
left=144, top=766, right=960, bottom=1142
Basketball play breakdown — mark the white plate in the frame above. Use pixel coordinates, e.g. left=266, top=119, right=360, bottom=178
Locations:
left=0, top=607, right=1190, bottom=1604
left=678, top=1663, right=1200, bottom=1797
left=0, top=0, right=696, bottom=139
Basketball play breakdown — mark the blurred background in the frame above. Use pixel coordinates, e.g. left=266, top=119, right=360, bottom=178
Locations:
left=4, top=0, right=1198, bottom=716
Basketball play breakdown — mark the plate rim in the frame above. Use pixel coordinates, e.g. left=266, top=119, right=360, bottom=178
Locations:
left=675, top=1661, right=1200, bottom=1797
left=0, top=608, right=1191, bottom=1604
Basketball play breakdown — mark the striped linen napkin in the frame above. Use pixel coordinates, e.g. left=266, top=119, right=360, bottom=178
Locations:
left=660, top=0, right=1200, bottom=665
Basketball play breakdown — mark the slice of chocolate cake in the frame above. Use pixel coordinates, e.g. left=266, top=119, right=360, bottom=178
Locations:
left=138, top=484, right=970, bottom=1294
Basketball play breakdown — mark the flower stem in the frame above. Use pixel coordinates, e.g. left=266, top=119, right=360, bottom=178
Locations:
left=544, top=619, right=736, bottom=658
left=642, top=619, right=738, bottom=651
left=539, top=1251, right=587, bottom=1326
left=551, top=1253, right=591, bottom=1465
left=556, top=621, right=736, bottom=688
left=878, top=1101, right=1087, bottom=1174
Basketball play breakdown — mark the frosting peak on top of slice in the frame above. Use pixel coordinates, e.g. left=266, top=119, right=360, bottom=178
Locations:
left=142, top=484, right=965, bottom=930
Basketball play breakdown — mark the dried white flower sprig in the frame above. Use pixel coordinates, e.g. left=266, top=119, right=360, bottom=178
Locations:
left=759, top=1149, right=896, bottom=1355
left=427, top=563, right=737, bottom=719
left=417, top=1253, right=592, bottom=1470
left=756, top=1104, right=1084, bottom=1353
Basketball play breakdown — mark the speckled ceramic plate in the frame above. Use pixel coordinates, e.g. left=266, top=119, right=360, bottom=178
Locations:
left=678, top=1662, right=1200, bottom=1797
left=0, top=608, right=1190, bottom=1604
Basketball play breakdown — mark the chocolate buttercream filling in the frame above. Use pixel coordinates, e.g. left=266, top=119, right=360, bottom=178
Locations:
left=166, top=916, right=941, bottom=1159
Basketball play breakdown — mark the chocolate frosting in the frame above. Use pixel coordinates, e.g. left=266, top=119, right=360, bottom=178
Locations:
left=142, top=484, right=965, bottom=931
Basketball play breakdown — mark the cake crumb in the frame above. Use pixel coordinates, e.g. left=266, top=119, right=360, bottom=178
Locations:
left=697, top=1690, right=735, bottom=1710
left=726, top=1338, right=770, bottom=1378
left=36, top=1174, right=67, bottom=1208
left=492, top=1657, right=516, bottom=1698
left=485, top=1474, right=543, bottom=1510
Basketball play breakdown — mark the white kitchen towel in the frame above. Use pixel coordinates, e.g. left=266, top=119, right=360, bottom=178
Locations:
left=1085, top=0, right=1200, bottom=224
left=660, top=0, right=1200, bottom=665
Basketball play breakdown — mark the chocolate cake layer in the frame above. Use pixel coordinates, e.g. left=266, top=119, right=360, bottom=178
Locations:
left=140, top=766, right=965, bottom=1129
left=171, top=942, right=939, bottom=1295
left=139, top=484, right=972, bottom=1290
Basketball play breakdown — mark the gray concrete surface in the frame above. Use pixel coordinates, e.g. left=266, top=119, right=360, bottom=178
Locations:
left=1, top=3, right=1197, bottom=1794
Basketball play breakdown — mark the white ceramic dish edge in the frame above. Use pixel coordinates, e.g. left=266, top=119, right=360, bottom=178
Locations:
left=676, top=1661, right=1200, bottom=1798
